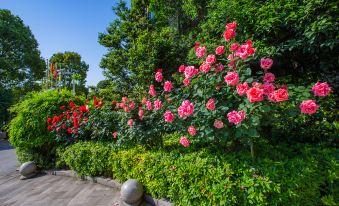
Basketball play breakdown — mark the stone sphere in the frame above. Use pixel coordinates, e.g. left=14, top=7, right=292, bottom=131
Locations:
left=19, top=161, right=37, bottom=177
left=121, top=179, right=144, bottom=204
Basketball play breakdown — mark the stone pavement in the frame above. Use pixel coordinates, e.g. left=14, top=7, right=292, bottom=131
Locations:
left=0, top=140, right=120, bottom=206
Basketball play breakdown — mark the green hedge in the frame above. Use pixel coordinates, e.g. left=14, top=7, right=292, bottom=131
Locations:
left=7, top=89, right=84, bottom=168
left=57, top=135, right=338, bottom=206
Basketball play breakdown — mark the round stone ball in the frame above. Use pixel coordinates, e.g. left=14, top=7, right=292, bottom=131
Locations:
left=121, top=179, right=144, bottom=204
left=19, top=161, right=37, bottom=177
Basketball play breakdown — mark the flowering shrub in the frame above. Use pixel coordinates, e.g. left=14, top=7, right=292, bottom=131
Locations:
left=46, top=22, right=333, bottom=151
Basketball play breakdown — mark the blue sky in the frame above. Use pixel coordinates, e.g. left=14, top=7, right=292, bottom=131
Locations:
left=1, top=0, right=128, bottom=86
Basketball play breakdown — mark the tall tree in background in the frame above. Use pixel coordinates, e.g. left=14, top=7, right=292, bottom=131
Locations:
left=98, top=0, right=198, bottom=96
left=0, top=9, right=45, bottom=127
left=49, top=51, right=89, bottom=94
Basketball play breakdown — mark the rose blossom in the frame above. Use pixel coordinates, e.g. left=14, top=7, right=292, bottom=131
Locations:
left=154, top=99, right=162, bottom=110
left=178, top=100, right=194, bottom=118
left=123, top=106, right=130, bottom=113
left=224, top=72, right=239, bottom=86
left=184, top=66, right=199, bottom=78
left=215, top=46, right=225, bottom=55
left=226, top=21, right=237, bottom=30
left=164, top=111, right=174, bottom=122
left=195, top=46, right=206, bottom=58
left=214, top=64, right=224, bottom=73
left=179, top=136, right=190, bottom=147
left=200, top=62, right=211, bottom=73
left=263, top=83, right=275, bottom=95
left=112, top=131, right=118, bottom=139
left=224, top=29, right=236, bottom=42
left=206, top=54, right=216, bottom=64
left=146, top=100, right=153, bottom=110
left=230, top=43, right=239, bottom=51
left=127, top=119, right=134, bottom=126
left=246, top=87, right=264, bottom=103
left=300, top=100, right=319, bottom=114
left=236, top=82, right=250, bottom=96
left=214, top=120, right=224, bottom=129
left=227, top=110, right=246, bottom=125
left=206, top=98, right=216, bottom=110
left=274, top=89, right=289, bottom=102
left=236, top=40, right=255, bottom=59
left=138, top=107, right=144, bottom=120
left=141, top=97, right=147, bottom=105
left=187, top=126, right=197, bottom=136
left=179, top=64, right=185, bottom=73
left=149, top=85, right=156, bottom=97
left=312, top=82, right=331, bottom=97
left=164, top=81, right=173, bottom=92
left=129, top=101, right=135, bottom=109
left=183, top=78, right=190, bottom=86
left=122, top=96, right=128, bottom=103
left=252, top=82, right=263, bottom=89
left=260, top=58, right=273, bottom=70
left=155, top=69, right=163, bottom=82
left=263, top=72, right=275, bottom=83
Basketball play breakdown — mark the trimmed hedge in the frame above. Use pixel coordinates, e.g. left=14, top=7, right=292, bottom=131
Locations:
left=57, top=135, right=338, bottom=206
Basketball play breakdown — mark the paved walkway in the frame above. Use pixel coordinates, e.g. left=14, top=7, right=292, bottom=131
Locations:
left=0, top=140, right=120, bottom=206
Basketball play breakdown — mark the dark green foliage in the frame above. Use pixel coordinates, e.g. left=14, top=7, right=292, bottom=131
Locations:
left=7, top=89, right=84, bottom=168
left=58, top=137, right=338, bottom=206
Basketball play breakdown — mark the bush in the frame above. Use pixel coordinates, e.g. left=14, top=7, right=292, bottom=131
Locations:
left=58, top=136, right=338, bottom=205
left=7, top=89, right=84, bottom=168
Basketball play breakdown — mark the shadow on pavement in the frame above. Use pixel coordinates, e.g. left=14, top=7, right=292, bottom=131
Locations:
left=0, top=140, right=14, bottom=151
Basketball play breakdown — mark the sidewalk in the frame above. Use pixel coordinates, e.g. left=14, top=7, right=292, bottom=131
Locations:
left=0, top=140, right=120, bottom=206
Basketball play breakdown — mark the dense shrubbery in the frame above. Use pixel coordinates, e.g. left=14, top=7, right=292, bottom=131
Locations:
left=7, top=89, right=84, bottom=167
left=57, top=136, right=338, bottom=206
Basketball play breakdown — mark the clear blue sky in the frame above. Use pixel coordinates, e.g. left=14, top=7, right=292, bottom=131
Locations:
left=1, top=0, right=128, bottom=86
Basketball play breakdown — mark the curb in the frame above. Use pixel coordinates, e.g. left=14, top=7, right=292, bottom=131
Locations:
left=45, top=169, right=173, bottom=206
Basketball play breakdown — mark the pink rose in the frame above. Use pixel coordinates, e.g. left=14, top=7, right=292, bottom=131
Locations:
left=224, top=29, right=236, bottom=42
left=178, top=100, right=194, bottom=118
left=183, top=78, right=190, bottom=87
left=263, top=83, right=275, bottom=95
left=214, top=120, right=224, bottom=129
left=129, top=101, right=135, bottom=109
left=195, top=46, right=206, bottom=58
left=122, top=96, right=128, bottom=103
left=112, top=131, right=118, bottom=139
left=227, top=110, right=246, bottom=125
left=164, top=81, right=173, bottom=92
left=274, top=89, right=289, bottom=102
left=263, top=72, right=275, bottom=83
left=155, top=70, right=163, bottom=82
left=179, top=64, right=185, bottom=73
left=206, top=54, right=216, bottom=64
left=123, top=106, right=130, bottom=113
left=300, top=100, right=319, bottom=114
left=164, top=110, right=174, bottom=122
left=127, top=119, right=134, bottom=126
left=215, top=46, right=225, bottom=55
left=224, top=72, right=239, bottom=86
left=246, top=87, right=264, bottom=103
left=252, top=82, right=263, bottom=89
left=236, top=82, right=250, bottom=96
left=206, top=98, right=216, bottom=110
left=146, top=100, right=153, bottom=110
left=199, top=62, right=211, bottom=73
left=230, top=43, right=239, bottom=51
left=214, top=64, right=224, bottom=73
left=138, top=108, right=144, bottom=120
left=312, top=82, right=331, bottom=97
left=260, top=58, right=273, bottom=70
left=187, top=126, right=197, bottom=136
left=226, top=21, right=237, bottom=30
left=179, top=136, right=190, bottom=147
left=184, top=66, right=198, bottom=78
left=149, top=85, right=156, bottom=97
left=236, top=41, right=256, bottom=59
left=154, top=99, right=162, bottom=110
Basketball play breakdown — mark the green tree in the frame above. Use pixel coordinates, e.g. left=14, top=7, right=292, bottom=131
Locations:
left=0, top=9, right=45, bottom=126
left=49, top=51, right=89, bottom=93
